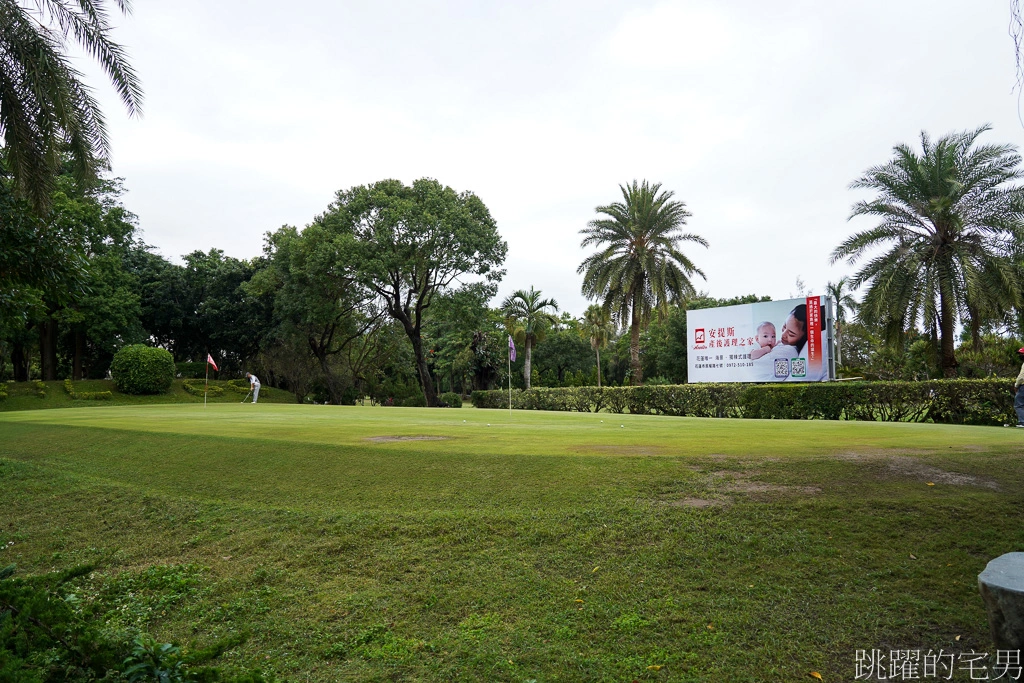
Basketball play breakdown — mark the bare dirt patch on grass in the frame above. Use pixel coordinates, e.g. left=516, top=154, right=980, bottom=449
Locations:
left=658, top=469, right=820, bottom=508
left=884, top=456, right=999, bottom=489
left=365, top=436, right=449, bottom=443
left=833, top=451, right=999, bottom=489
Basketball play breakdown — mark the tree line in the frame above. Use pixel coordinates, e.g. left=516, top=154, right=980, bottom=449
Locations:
left=4, top=4, right=1024, bottom=403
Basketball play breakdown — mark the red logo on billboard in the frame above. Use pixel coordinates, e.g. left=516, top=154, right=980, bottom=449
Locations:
left=695, top=328, right=705, bottom=344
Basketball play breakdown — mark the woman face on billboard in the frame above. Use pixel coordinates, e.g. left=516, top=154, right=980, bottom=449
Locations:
left=780, top=305, right=807, bottom=349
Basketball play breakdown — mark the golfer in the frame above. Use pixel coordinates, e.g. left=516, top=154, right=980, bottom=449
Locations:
left=246, top=372, right=261, bottom=404
left=1015, top=348, right=1024, bottom=427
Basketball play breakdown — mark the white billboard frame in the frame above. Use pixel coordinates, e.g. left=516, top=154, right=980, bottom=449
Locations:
left=686, top=296, right=836, bottom=383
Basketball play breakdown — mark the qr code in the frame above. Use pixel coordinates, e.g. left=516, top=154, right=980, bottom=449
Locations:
left=773, top=358, right=790, bottom=378
left=791, top=358, right=806, bottom=377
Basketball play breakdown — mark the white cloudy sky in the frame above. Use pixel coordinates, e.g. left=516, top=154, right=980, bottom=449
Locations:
left=85, top=0, right=1021, bottom=315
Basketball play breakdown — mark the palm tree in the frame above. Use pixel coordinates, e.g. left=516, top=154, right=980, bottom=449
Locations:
left=825, top=277, right=858, bottom=368
left=0, top=0, right=143, bottom=211
left=501, top=286, right=559, bottom=390
left=831, top=126, right=1024, bottom=377
left=578, top=180, right=707, bottom=385
left=582, top=304, right=613, bottom=387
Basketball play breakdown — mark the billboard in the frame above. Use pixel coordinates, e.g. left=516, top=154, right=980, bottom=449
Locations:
left=686, top=296, right=834, bottom=383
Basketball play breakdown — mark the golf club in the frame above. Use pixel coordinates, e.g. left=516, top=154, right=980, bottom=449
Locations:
left=241, top=390, right=252, bottom=403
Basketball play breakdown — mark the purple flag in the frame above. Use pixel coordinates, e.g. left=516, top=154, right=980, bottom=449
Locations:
left=508, top=335, right=516, bottom=362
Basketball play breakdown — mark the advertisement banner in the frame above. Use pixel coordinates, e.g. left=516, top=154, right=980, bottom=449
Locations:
left=686, top=296, right=832, bottom=383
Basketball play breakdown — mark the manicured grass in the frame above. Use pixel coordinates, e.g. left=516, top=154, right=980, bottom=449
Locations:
left=2, top=405, right=1022, bottom=681
left=0, top=379, right=294, bottom=411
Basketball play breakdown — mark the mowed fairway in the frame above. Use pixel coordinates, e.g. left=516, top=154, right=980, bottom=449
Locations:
left=2, top=405, right=1023, bottom=681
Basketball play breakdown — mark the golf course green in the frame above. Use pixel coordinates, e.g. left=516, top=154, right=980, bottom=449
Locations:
left=2, top=404, right=1022, bottom=681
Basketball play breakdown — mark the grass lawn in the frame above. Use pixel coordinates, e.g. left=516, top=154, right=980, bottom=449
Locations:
left=0, top=379, right=295, bottom=411
left=2, top=404, right=1023, bottom=681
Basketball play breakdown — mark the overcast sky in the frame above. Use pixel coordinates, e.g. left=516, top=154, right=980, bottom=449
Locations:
left=85, top=0, right=1022, bottom=315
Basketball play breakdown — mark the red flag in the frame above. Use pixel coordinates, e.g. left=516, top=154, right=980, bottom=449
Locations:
left=206, top=353, right=219, bottom=372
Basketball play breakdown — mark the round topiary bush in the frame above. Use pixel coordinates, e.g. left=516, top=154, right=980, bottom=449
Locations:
left=440, top=392, right=462, bottom=408
left=110, top=344, right=175, bottom=395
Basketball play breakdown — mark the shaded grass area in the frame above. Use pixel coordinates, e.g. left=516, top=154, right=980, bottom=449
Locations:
left=0, top=379, right=293, bottom=411
left=2, top=406, right=1023, bottom=681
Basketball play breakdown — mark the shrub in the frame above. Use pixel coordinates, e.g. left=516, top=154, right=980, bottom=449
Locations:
left=0, top=563, right=269, bottom=682
left=33, top=380, right=46, bottom=398
left=401, top=394, right=427, bottom=407
left=226, top=378, right=251, bottom=394
left=440, top=392, right=463, bottom=408
left=76, top=391, right=113, bottom=400
left=182, top=379, right=224, bottom=397
left=110, top=345, right=175, bottom=395
left=63, top=379, right=113, bottom=400
left=0, top=384, right=7, bottom=401
left=468, top=379, right=1015, bottom=426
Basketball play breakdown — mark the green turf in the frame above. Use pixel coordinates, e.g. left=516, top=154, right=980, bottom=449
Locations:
left=0, top=379, right=294, bottom=411
left=2, top=405, right=1022, bottom=681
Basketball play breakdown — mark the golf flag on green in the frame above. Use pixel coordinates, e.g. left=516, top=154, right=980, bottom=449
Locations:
left=206, top=353, right=218, bottom=371
left=508, top=335, right=516, bottom=362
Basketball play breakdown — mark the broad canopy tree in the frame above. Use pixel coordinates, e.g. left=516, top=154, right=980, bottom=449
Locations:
left=318, top=178, right=506, bottom=407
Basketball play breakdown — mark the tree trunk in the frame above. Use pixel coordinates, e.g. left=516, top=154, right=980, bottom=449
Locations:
left=938, top=288, right=958, bottom=378
left=39, top=317, right=58, bottom=381
left=524, top=337, right=533, bottom=390
left=12, top=343, right=28, bottom=382
left=72, top=330, right=85, bottom=380
left=309, top=337, right=344, bottom=404
left=595, top=347, right=602, bottom=388
left=408, top=332, right=438, bottom=406
left=630, top=294, right=642, bottom=386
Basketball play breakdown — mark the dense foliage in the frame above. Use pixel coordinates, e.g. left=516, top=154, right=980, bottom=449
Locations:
left=472, top=378, right=1016, bottom=426
left=0, top=564, right=268, bottom=682
left=110, top=345, right=175, bottom=395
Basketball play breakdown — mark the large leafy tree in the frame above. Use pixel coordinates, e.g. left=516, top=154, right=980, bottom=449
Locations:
left=0, top=0, right=143, bottom=212
left=582, top=304, right=613, bottom=387
left=831, top=126, right=1024, bottom=377
left=250, top=224, right=383, bottom=404
left=578, top=180, right=707, bottom=385
left=501, top=286, right=558, bottom=390
left=319, top=178, right=507, bottom=407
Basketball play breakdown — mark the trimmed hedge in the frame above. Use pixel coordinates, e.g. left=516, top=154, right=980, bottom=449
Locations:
left=471, top=379, right=1016, bottom=426
left=226, top=378, right=251, bottom=394
left=182, top=379, right=224, bottom=397
left=63, top=380, right=112, bottom=400
left=110, top=345, right=175, bottom=395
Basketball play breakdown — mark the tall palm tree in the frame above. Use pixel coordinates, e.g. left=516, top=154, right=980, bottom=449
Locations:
left=825, top=277, right=858, bottom=368
left=831, top=126, right=1024, bottom=377
left=582, top=304, right=613, bottom=387
left=0, top=0, right=143, bottom=211
left=501, top=286, right=558, bottom=390
left=578, top=180, right=707, bottom=385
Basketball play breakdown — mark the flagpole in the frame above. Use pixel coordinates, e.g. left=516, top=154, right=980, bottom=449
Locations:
left=204, top=359, right=208, bottom=407
left=508, top=346, right=512, bottom=418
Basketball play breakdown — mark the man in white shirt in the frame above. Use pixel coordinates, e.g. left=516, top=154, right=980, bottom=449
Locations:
left=245, top=372, right=261, bottom=404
